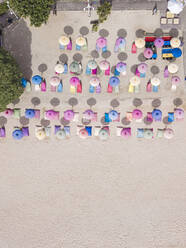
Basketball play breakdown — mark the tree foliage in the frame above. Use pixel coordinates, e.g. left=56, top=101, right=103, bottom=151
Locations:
left=97, top=1, right=111, bottom=24
left=0, top=48, right=23, bottom=112
left=0, top=2, right=8, bottom=16
left=9, top=0, right=54, bottom=27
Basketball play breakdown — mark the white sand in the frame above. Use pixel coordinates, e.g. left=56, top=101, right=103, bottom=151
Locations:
left=1, top=11, right=186, bottom=248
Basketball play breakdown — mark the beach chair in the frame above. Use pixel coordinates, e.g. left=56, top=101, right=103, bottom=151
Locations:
left=128, top=83, right=134, bottom=93
left=44, top=127, right=51, bottom=137
left=152, top=85, right=158, bottom=92
left=41, top=81, right=46, bottom=92
left=51, top=85, right=56, bottom=92
left=114, top=68, right=120, bottom=76
left=54, top=125, right=61, bottom=134
left=86, top=65, right=91, bottom=75
left=25, top=82, right=31, bottom=92
left=131, top=42, right=137, bottom=53
left=70, top=85, right=76, bottom=94
left=76, top=44, right=81, bottom=51
left=22, top=127, right=29, bottom=137
left=82, top=38, right=88, bottom=51
left=102, top=46, right=107, bottom=52
left=146, top=82, right=151, bottom=92
left=34, top=110, right=40, bottom=119
left=96, top=84, right=101, bottom=93
left=107, top=84, right=113, bottom=93
left=21, top=78, right=27, bottom=88
left=137, top=128, right=144, bottom=138
left=57, top=81, right=63, bottom=92
left=73, top=112, right=79, bottom=122
left=92, top=112, right=97, bottom=122
left=59, top=44, right=65, bottom=50
left=104, top=113, right=111, bottom=123
left=168, top=112, right=174, bottom=122
left=67, top=38, right=72, bottom=50
left=85, top=126, right=92, bottom=136
left=105, top=66, right=110, bottom=76
left=116, top=127, right=123, bottom=136
left=64, top=126, right=70, bottom=137
left=135, top=68, right=140, bottom=77
left=0, top=127, right=6, bottom=137
left=77, top=82, right=82, bottom=93
left=94, top=126, right=101, bottom=136
left=89, top=85, right=95, bottom=93
left=63, top=64, right=68, bottom=74
left=14, top=109, right=21, bottom=119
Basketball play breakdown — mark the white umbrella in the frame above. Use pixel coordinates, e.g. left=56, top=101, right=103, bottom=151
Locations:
left=168, top=0, right=184, bottom=14
left=55, top=64, right=64, bottom=74
left=130, top=76, right=140, bottom=86
left=168, top=63, right=179, bottom=74
left=151, top=77, right=161, bottom=86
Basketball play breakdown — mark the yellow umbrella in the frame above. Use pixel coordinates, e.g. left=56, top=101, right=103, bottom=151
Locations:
left=168, top=63, right=178, bottom=73
left=35, top=129, right=46, bottom=140
left=130, top=76, right=140, bottom=86
left=55, top=64, right=64, bottom=74
left=135, top=38, right=145, bottom=48
left=59, top=35, right=70, bottom=46
left=151, top=77, right=160, bottom=86
left=170, top=37, right=181, bottom=48
left=76, top=36, right=86, bottom=46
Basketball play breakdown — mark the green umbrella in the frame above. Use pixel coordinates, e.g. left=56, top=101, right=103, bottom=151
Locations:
left=56, top=129, right=66, bottom=140
left=99, top=128, right=109, bottom=140
left=70, top=61, right=80, bottom=73
left=144, top=129, right=153, bottom=139
left=88, top=60, right=97, bottom=70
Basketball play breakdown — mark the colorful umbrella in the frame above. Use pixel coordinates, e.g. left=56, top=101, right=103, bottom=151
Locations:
left=59, top=35, right=70, bottom=46
left=151, top=77, right=160, bottom=86
left=154, top=37, right=164, bottom=48
left=56, top=129, right=66, bottom=139
left=96, top=37, right=107, bottom=48
left=130, top=76, right=140, bottom=86
left=109, top=76, right=120, bottom=87
left=108, top=110, right=119, bottom=121
left=171, top=76, right=180, bottom=85
left=116, top=37, right=126, bottom=46
left=144, top=48, right=153, bottom=59
left=90, top=77, right=100, bottom=87
left=168, top=63, right=178, bottom=73
left=137, top=63, right=147, bottom=73
left=174, top=108, right=184, bottom=120
left=132, top=109, right=142, bottom=119
left=45, top=110, right=58, bottom=120
left=164, top=128, right=174, bottom=139
left=12, top=129, right=23, bottom=140
left=121, top=128, right=131, bottom=138
left=70, top=61, right=80, bottom=73
left=4, top=109, right=13, bottom=117
left=55, top=64, right=64, bottom=74
left=152, top=109, right=162, bottom=121
left=76, top=36, right=86, bottom=46
left=64, top=110, right=75, bottom=121
left=25, top=109, right=35, bottom=119
left=84, top=109, right=94, bottom=120
left=99, top=128, right=109, bottom=140
left=32, top=75, right=42, bottom=85
left=70, top=77, right=80, bottom=86
left=79, top=128, right=89, bottom=139
left=50, top=76, right=60, bottom=86
left=35, top=129, right=46, bottom=140
left=99, top=60, right=109, bottom=70
left=116, top=62, right=126, bottom=72
left=144, top=129, right=153, bottom=139
left=88, top=60, right=97, bottom=70
left=170, top=37, right=181, bottom=48
left=135, top=38, right=145, bottom=48
left=172, top=48, right=182, bottom=58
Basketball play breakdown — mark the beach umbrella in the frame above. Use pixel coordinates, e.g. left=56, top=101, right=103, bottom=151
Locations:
left=171, top=76, right=181, bottom=85
left=144, top=48, right=153, bottom=59
left=32, top=75, right=42, bottom=85
left=90, top=76, right=100, bottom=87
left=12, top=129, right=23, bottom=140
left=64, top=110, right=75, bottom=121
left=151, top=77, right=161, bottom=86
left=168, top=0, right=183, bottom=14
left=116, top=37, right=126, bottom=46
left=99, top=60, right=110, bottom=70
left=84, top=109, right=94, bottom=120
left=121, top=128, right=131, bottom=138
left=154, top=37, right=164, bottom=48
left=87, top=60, right=97, bottom=70
left=99, top=128, right=109, bottom=140
left=79, top=128, right=88, bottom=139
left=116, top=62, right=126, bottom=72
left=50, top=76, right=60, bottom=86
left=4, top=109, right=13, bottom=117
left=56, top=129, right=66, bottom=139
left=55, top=64, right=64, bottom=74
left=168, top=63, right=178, bottom=73
left=174, top=108, right=184, bottom=120
left=135, top=38, right=145, bottom=48
left=45, top=110, right=58, bottom=120
left=70, top=77, right=80, bottom=86
left=108, top=110, right=119, bottom=121
left=172, top=48, right=182, bottom=58
left=96, top=37, right=107, bottom=48
left=137, top=63, right=148, bottom=73
left=25, top=109, right=35, bottom=119
left=170, top=37, right=181, bottom=48
left=130, top=76, right=140, bottom=86
left=109, top=76, right=120, bottom=87
left=76, top=36, right=86, bottom=46
left=70, top=61, right=80, bottom=73
left=35, top=129, right=46, bottom=140
left=144, top=129, right=153, bottom=139
left=164, top=128, right=174, bottom=139
left=59, top=35, right=70, bottom=46
left=152, top=109, right=162, bottom=121
left=132, top=109, right=143, bottom=120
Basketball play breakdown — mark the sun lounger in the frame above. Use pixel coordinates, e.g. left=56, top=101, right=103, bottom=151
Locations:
left=22, top=127, right=29, bottom=136
left=35, top=84, right=40, bottom=91
left=57, top=81, right=63, bottom=92
left=63, top=63, right=68, bottom=74
left=50, top=85, right=56, bottom=92
left=34, top=110, right=40, bottom=119
left=168, top=112, right=174, bottom=122
left=104, top=113, right=111, bottom=123
left=147, top=112, right=153, bottom=122
left=44, top=127, right=51, bottom=137
left=54, top=125, right=61, bottom=134
left=70, top=85, right=76, bottom=94
left=73, top=112, right=79, bottom=122
left=137, top=128, right=144, bottom=138
left=41, top=81, right=46, bottom=92
left=116, top=127, right=123, bottom=136
left=107, top=84, right=113, bottom=93
left=77, top=82, right=82, bottom=93
left=76, top=44, right=81, bottom=51
left=64, top=126, right=70, bottom=136
left=92, top=112, right=97, bottom=122
left=85, top=126, right=92, bottom=136
left=82, top=38, right=88, bottom=51
left=25, top=82, right=31, bottom=92
left=59, top=44, right=65, bottom=50
left=0, top=127, right=6, bottom=137
left=96, top=84, right=101, bottom=93
left=89, top=85, right=95, bottom=93
left=105, top=66, right=110, bottom=76
left=67, top=38, right=72, bottom=50
left=14, top=109, right=21, bottom=119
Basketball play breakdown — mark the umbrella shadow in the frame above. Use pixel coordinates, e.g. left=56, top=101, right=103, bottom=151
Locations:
left=99, top=29, right=109, bottom=37
left=173, top=98, right=183, bottom=106
left=130, top=64, right=138, bottom=74
left=143, top=116, right=153, bottom=125
left=117, top=29, right=127, bottom=38
left=19, top=116, right=29, bottom=126
left=150, top=65, right=160, bottom=75
left=163, top=116, right=171, bottom=125
left=135, top=29, right=145, bottom=38
left=50, top=97, right=60, bottom=107
left=40, top=119, right=50, bottom=127
left=110, top=99, right=120, bottom=108
left=38, top=63, right=47, bottom=74
left=154, top=28, right=163, bottom=37
left=169, top=28, right=179, bottom=37
left=102, top=50, right=111, bottom=59
left=138, top=53, right=146, bottom=62
left=73, top=53, right=83, bottom=62
left=60, top=117, right=70, bottom=126
left=152, top=98, right=161, bottom=108
left=100, top=116, right=108, bottom=126
left=31, top=97, right=41, bottom=106
left=12, top=98, right=20, bottom=105
left=121, top=117, right=131, bottom=126
left=118, top=52, right=128, bottom=61
left=64, top=25, right=73, bottom=35
left=133, top=98, right=143, bottom=107
left=79, top=26, right=89, bottom=36
left=59, top=54, right=68, bottom=64
left=68, top=97, right=78, bottom=107
left=0, top=116, right=7, bottom=126
left=91, top=50, right=99, bottom=59
left=87, top=97, right=97, bottom=107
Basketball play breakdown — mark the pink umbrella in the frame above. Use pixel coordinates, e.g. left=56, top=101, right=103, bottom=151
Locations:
left=144, top=48, right=153, bottom=59
left=154, top=37, right=164, bottom=48
left=137, top=63, right=147, bottom=73
left=64, top=110, right=75, bottom=121
left=70, top=77, right=80, bottom=86
left=96, top=37, right=107, bottom=48
left=132, top=109, right=143, bottom=120
left=116, top=62, right=126, bottom=72
left=121, top=128, right=131, bottom=138
left=84, top=109, right=94, bottom=120
left=4, top=108, right=13, bottom=117
left=171, top=76, right=181, bottom=85
left=174, top=108, right=184, bottom=120
left=45, top=110, right=59, bottom=120
left=79, top=128, right=88, bottom=139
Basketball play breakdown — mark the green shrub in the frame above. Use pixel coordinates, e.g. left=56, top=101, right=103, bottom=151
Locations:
left=0, top=2, right=8, bottom=16
left=97, top=1, right=111, bottom=24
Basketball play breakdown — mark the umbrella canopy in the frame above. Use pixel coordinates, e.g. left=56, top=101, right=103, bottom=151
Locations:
left=64, top=110, right=75, bottom=121
left=70, top=77, right=80, bottom=86
left=79, top=128, right=89, bottom=139
left=135, top=38, right=145, bottom=48
left=171, top=76, right=181, bottom=85
left=109, top=76, right=120, bottom=87
left=108, top=110, right=119, bottom=121
left=154, top=37, right=164, bottom=48
left=84, top=109, right=94, bottom=120
left=174, top=108, right=184, bottom=120
left=164, top=128, right=174, bottom=139
left=172, top=48, right=182, bottom=58
left=144, top=48, right=153, bottom=59
left=32, top=75, right=42, bottom=85
left=90, top=77, right=100, bottom=87
left=152, top=109, right=162, bottom=121
left=12, top=129, right=23, bottom=140
left=168, top=0, right=183, bottom=14
left=130, top=76, right=140, bottom=86
left=121, top=128, right=131, bottom=138
left=96, top=37, right=107, bottom=48
left=132, top=109, right=143, bottom=119
left=116, top=37, right=126, bottom=47
left=168, top=63, right=178, bottom=73
left=137, top=63, right=148, bottom=73
left=144, top=129, right=153, bottom=139
left=170, top=37, right=181, bottom=48
left=45, top=110, right=58, bottom=120
left=76, top=36, right=86, bottom=46
left=99, top=128, right=109, bottom=140
left=55, top=64, right=64, bottom=74
left=59, top=35, right=70, bottom=46
left=25, top=109, right=35, bottom=119
left=87, top=60, right=97, bottom=70
left=50, top=76, right=60, bottom=86
left=4, top=109, right=13, bottom=117
left=35, top=129, right=46, bottom=140
left=56, top=129, right=66, bottom=139
left=70, top=61, right=80, bottom=73
left=151, top=77, right=161, bottom=86
left=116, top=62, right=126, bottom=72
left=99, top=60, right=110, bottom=70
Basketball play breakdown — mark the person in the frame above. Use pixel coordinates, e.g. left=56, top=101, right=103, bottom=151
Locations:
left=152, top=3, right=157, bottom=15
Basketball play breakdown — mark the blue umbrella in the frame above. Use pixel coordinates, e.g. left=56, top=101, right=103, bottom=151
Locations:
left=172, top=48, right=182, bottom=58
left=109, top=110, right=119, bottom=121
left=152, top=109, right=162, bottom=121
left=12, top=129, right=23, bottom=140
left=25, top=109, right=35, bottom=119
left=21, top=78, right=27, bottom=88
left=32, top=75, right=42, bottom=85
left=109, top=76, right=120, bottom=87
